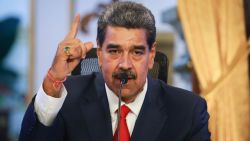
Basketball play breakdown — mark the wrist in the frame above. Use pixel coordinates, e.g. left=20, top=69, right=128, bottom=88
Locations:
left=47, top=68, right=67, bottom=89
left=43, top=68, right=67, bottom=97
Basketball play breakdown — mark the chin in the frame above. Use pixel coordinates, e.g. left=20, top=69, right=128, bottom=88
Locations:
left=121, top=89, right=138, bottom=97
left=121, top=91, right=138, bottom=103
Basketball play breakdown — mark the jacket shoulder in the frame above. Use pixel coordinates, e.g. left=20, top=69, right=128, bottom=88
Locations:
left=152, top=79, right=207, bottom=111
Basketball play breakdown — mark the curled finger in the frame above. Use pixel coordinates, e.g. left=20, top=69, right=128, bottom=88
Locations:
left=80, top=42, right=88, bottom=58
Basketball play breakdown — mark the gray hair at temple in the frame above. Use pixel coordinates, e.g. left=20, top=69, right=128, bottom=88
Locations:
left=97, top=1, right=156, bottom=49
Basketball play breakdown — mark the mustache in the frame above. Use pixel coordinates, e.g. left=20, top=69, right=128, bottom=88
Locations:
left=112, top=70, right=137, bottom=80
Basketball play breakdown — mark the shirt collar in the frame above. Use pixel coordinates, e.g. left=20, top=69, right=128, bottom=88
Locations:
left=105, top=79, right=148, bottom=117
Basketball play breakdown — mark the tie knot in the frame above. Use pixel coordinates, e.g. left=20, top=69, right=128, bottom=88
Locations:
left=120, top=105, right=131, bottom=118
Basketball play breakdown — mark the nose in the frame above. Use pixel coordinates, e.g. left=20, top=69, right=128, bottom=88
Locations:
left=118, top=52, right=132, bottom=70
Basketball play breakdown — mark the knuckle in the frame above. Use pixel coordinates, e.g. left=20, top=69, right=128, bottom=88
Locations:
left=58, top=42, right=65, bottom=48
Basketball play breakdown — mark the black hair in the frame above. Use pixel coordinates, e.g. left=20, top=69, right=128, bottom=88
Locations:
left=97, top=1, right=156, bottom=49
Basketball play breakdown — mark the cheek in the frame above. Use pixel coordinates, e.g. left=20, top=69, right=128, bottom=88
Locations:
left=135, top=60, right=149, bottom=78
left=101, top=62, right=114, bottom=85
left=101, top=57, right=118, bottom=75
left=102, top=62, right=112, bottom=73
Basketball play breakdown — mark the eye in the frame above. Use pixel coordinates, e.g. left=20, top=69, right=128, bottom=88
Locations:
left=108, top=49, right=121, bottom=55
left=132, top=49, right=144, bottom=56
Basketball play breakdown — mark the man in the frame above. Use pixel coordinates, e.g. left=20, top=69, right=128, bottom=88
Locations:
left=19, top=1, right=210, bottom=141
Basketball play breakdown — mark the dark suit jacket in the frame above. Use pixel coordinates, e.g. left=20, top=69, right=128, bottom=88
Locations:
left=19, top=72, right=210, bottom=141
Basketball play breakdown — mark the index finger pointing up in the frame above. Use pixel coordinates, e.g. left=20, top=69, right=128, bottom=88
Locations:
left=65, top=13, right=80, bottom=40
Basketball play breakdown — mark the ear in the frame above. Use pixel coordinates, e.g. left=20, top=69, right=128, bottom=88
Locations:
left=148, top=42, right=156, bottom=69
left=97, top=46, right=102, bottom=67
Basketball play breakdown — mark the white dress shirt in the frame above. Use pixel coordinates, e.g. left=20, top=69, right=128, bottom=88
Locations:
left=105, top=80, right=147, bottom=135
left=34, top=78, right=147, bottom=136
left=34, top=85, right=67, bottom=126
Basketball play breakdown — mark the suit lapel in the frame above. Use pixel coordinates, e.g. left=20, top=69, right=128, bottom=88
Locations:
left=78, top=73, right=168, bottom=141
left=131, top=77, right=168, bottom=141
left=80, top=73, right=113, bottom=141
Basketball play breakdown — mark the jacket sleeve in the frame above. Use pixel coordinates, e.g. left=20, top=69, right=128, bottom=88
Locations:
left=18, top=97, right=66, bottom=141
left=188, top=98, right=211, bottom=141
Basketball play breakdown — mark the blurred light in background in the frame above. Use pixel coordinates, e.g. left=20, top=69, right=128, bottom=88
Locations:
left=0, top=0, right=30, bottom=141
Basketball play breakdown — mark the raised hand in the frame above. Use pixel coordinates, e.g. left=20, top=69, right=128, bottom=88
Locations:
left=43, top=14, right=94, bottom=97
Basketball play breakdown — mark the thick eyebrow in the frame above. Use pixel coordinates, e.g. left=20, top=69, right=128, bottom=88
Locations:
left=133, top=45, right=146, bottom=50
left=106, top=44, right=146, bottom=50
left=106, top=44, right=120, bottom=49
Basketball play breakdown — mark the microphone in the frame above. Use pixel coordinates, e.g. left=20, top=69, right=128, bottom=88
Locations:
left=118, top=72, right=128, bottom=85
left=116, top=72, right=128, bottom=141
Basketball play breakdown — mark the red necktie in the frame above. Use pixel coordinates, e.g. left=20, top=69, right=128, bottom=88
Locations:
left=113, top=105, right=131, bottom=141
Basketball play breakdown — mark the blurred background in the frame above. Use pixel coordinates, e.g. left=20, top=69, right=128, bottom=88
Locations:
left=0, top=0, right=249, bottom=141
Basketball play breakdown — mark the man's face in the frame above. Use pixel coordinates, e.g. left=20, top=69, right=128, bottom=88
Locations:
left=97, top=26, right=156, bottom=103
